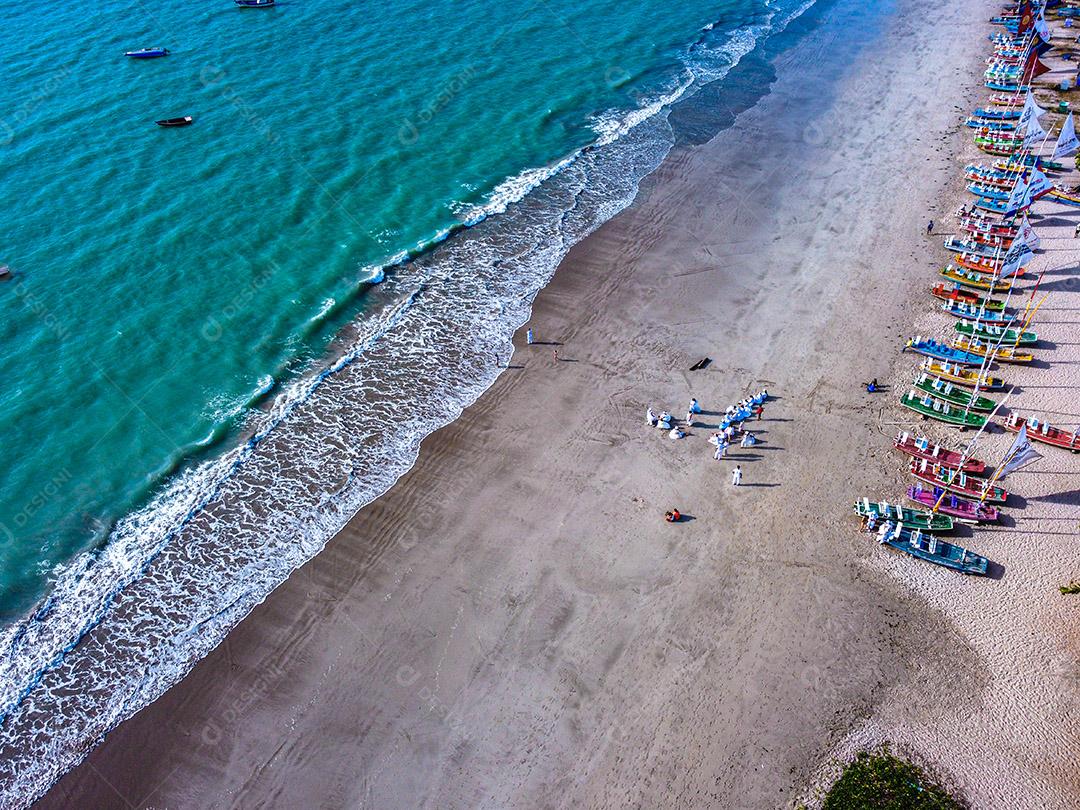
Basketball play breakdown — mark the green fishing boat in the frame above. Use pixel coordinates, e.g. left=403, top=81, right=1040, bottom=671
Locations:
left=953, top=320, right=1037, bottom=345
left=853, top=498, right=955, bottom=532
left=913, top=373, right=998, bottom=412
left=899, top=390, right=988, bottom=429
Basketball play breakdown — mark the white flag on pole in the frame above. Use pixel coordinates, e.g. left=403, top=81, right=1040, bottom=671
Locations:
left=997, top=422, right=1044, bottom=479
left=1025, top=167, right=1052, bottom=201
left=1023, top=111, right=1049, bottom=149
left=1053, top=112, right=1080, bottom=158
left=1000, top=236, right=1034, bottom=277
left=1035, top=12, right=1052, bottom=46
left=1004, top=175, right=1029, bottom=216
left=1018, top=214, right=1040, bottom=250
left=1018, top=90, right=1047, bottom=131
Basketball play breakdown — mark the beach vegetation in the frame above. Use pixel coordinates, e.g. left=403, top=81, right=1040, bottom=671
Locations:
left=1059, top=581, right=1080, bottom=595
left=823, top=750, right=962, bottom=810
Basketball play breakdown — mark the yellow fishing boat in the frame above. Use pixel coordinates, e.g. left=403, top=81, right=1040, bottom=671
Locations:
left=952, top=335, right=1033, bottom=364
left=919, top=358, right=1007, bottom=391
left=940, top=265, right=1012, bottom=293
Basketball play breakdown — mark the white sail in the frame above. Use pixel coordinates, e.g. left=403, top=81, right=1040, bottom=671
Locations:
left=1053, top=112, right=1080, bottom=158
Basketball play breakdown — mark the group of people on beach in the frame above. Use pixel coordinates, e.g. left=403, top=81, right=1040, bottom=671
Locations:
left=647, top=390, right=770, bottom=519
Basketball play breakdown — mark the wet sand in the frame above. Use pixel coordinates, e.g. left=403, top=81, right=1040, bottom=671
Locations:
left=41, top=0, right=1078, bottom=807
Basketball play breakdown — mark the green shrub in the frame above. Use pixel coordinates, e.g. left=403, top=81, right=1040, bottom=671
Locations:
left=823, top=750, right=961, bottom=810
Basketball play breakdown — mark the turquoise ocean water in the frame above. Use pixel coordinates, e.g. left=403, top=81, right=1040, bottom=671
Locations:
left=0, top=0, right=816, bottom=802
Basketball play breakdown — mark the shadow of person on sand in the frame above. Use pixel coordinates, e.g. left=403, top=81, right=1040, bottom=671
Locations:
left=738, top=482, right=780, bottom=488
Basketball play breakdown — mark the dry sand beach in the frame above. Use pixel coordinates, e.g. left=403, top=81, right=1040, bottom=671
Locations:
left=39, top=0, right=1080, bottom=808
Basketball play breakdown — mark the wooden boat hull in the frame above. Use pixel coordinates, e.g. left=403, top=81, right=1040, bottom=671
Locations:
left=893, top=432, right=986, bottom=473
left=930, top=283, right=1006, bottom=312
left=875, top=523, right=989, bottom=575
left=899, top=393, right=988, bottom=429
left=906, top=486, right=999, bottom=522
left=954, top=322, right=1037, bottom=345
left=854, top=500, right=955, bottom=532
left=953, top=337, right=1033, bottom=364
left=919, top=359, right=1007, bottom=392
left=1003, top=413, right=1080, bottom=452
left=940, top=266, right=1011, bottom=292
left=909, top=460, right=1007, bottom=503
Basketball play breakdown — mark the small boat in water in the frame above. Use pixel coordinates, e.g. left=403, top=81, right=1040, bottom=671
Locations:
left=155, top=116, right=193, bottom=127
left=854, top=499, right=955, bottom=533
left=907, top=485, right=999, bottom=523
left=235, top=0, right=275, bottom=6
left=873, top=522, right=989, bottom=575
left=125, top=47, right=169, bottom=58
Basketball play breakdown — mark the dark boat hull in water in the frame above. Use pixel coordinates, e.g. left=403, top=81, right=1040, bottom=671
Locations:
left=155, top=116, right=193, bottom=127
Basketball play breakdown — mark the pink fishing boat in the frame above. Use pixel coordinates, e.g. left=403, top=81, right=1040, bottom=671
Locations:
left=906, top=486, right=999, bottom=523
left=893, top=431, right=986, bottom=474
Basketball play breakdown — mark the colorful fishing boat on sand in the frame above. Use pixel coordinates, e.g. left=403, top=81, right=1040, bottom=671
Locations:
left=941, top=301, right=1010, bottom=323
left=907, top=485, right=999, bottom=523
left=1046, top=187, right=1080, bottom=207
left=899, top=390, right=989, bottom=429
left=893, top=431, right=986, bottom=473
left=956, top=214, right=1018, bottom=238
left=914, top=373, right=998, bottom=412
left=903, top=337, right=984, bottom=366
left=944, top=236, right=1003, bottom=258
left=954, top=253, right=1021, bottom=278
left=930, top=282, right=1006, bottom=312
left=953, top=335, right=1033, bottom=364
left=873, top=522, right=989, bottom=575
left=970, top=107, right=1021, bottom=120
left=909, top=458, right=1007, bottom=503
left=966, top=118, right=1017, bottom=132
left=854, top=499, right=955, bottom=532
left=954, top=320, right=1037, bottom=345
left=987, top=93, right=1025, bottom=107
left=966, top=182, right=1011, bottom=201
left=940, top=265, right=1012, bottom=292
left=995, top=155, right=1063, bottom=173
left=918, top=358, right=1007, bottom=392
left=1003, top=412, right=1080, bottom=452
left=973, top=195, right=1009, bottom=213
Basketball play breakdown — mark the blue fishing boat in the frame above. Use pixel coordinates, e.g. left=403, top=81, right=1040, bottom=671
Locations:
left=874, top=522, right=989, bottom=575
left=941, top=301, right=1010, bottom=323
left=903, top=337, right=984, bottom=367
left=965, top=117, right=1017, bottom=132
left=943, top=236, right=1002, bottom=257
left=965, top=183, right=1011, bottom=201
left=985, top=80, right=1028, bottom=93
left=973, top=195, right=1008, bottom=214
left=125, top=47, right=169, bottom=58
left=971, top=107, right=1021, bottom=120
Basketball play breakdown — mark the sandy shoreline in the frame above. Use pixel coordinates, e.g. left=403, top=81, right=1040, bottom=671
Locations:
left=37, top=0, right=1080, bottom=808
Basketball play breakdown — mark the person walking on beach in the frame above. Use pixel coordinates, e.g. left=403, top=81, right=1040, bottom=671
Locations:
left=526, top=327, right=534, bottom=345
left=927, top=220, right=934, bottom=235
left=552, top=348, right=559, bottom=363
left=731, top=465, right=742, bottom=486
left=753, top=404, right=763, bottom=421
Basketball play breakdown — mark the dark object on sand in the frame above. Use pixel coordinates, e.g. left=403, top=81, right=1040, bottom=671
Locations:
left=689, top=357, right=711, bottom=371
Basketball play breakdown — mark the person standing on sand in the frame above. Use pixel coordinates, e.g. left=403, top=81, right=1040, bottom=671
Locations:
left=754, top=404, right=763, bottom=421
left=927, top=220, right=934, bottom=235
left=731, top=465, right=742, bottom=486
left=552, top=349, right=558, bottom=363
left=527, top=327, right=534, bottom=344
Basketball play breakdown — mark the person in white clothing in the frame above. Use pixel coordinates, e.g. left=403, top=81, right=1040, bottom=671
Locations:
left=723, top=424, right=736, bottom=442
left=669, top=426, right=685, bottom=440
left=740, top=431, right=756, bottom=448
left=646, top=406, right=657, bottom=426
left=715, top=440, right=728, bottom=459
left=731, top=465, right=742, bottom=486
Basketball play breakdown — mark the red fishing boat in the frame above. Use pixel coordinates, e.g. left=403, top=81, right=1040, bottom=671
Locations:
left=906, top=486, right=999, bottom=522
left=930, top=282, right=1006, bottom=311
left=893, top=431, right=987, bottom=473
left=1003, top=412, right=1080, bottom=452
left=908, top=458, right=1008, bottom=503
left=954, top=252, right=1022, bottom=277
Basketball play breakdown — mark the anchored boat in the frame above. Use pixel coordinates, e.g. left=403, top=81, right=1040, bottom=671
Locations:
left=854, top=499, right=955, bottom=532
left=909, top=458, right=1007, bottom=503
left=874, top=522, right=989, bottom=575
left=893, top=431, right=987, bottom=473
left=907, top=486, right=999, bottom=523
left=1003, top=412, right=1080, bottom=453
left=899, top=390, right=989, bottom=429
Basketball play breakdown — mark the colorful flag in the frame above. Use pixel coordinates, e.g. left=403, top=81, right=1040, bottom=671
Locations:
left=997, top=423, right=1043, bottom=479
left=1054, top=112, right=1080, bottom=158
left=1000, top=236, right=1034, bottom=277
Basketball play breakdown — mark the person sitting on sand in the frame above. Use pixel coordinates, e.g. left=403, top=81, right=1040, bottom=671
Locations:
left=867, top=378, right=878, bottom=393
left=665, top=508, right=681, bottom=523
left=740, top=431, right=756, bottom=448
left=658, top=410, right=672, bottom=429
left=669, top=426, right=685, bottom=440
